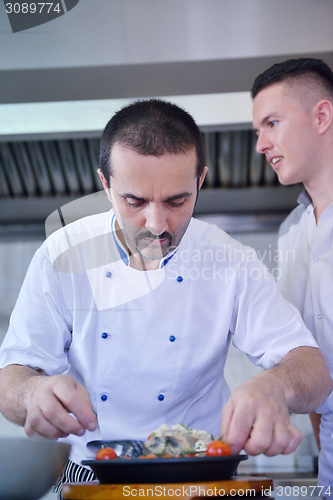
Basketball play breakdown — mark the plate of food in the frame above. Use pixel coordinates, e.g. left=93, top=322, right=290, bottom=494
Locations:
left=83, top=424, right=247, bottom=484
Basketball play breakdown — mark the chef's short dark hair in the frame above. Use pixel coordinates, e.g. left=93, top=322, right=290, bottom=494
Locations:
left=251, top=58, right=333, bottom=100
left=99, top=99, right=205, bottom=186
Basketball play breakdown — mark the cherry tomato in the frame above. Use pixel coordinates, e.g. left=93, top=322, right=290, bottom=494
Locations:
left=95, top=447, right=118, bottom=460
left=206, top=440, right=231, bottom=456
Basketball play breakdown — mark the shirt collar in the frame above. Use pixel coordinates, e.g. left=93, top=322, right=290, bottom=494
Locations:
left=297, top=189, right=313, bottom=208
left=111, top=212, right=178, bottom=268
left=111, top=213, right=129, bottom=266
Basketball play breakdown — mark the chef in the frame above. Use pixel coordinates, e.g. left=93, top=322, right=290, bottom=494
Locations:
left=0, top=99, right=331, bottom=494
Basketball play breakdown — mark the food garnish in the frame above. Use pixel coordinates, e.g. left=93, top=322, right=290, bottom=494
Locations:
left=94, top=424, right=231, bottom=460
left=95, top=447, right=118, bottom=460
left=206, top=440, right=231, bottom=456
left=142, top=424, right=214, bottom=458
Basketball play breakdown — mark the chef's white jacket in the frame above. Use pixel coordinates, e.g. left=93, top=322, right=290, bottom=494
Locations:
left=0, top=209, right=318, bottom=466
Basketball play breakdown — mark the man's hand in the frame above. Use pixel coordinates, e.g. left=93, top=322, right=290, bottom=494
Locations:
left=220, top=373, right=302, bottom=456
left=24, top=374, right=97, bottom=439
left=0, top=365, right=97, bottom=439
left=220, top=346, right=333, bottom=456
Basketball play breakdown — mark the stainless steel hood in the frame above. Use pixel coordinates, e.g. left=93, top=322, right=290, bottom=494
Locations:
left=0, top=90, right=304, bottom=232
left=0, top=129, right=303, bottom=231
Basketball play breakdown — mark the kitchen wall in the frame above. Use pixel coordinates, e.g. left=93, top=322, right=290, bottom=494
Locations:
left=1, top=0, right=333, bottom=106
left=3, top=0, right=333, bottom=71
left=0, top=237, right=41, bottom=438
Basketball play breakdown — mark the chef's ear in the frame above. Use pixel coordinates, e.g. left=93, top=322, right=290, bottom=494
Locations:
left=97, top=169, right=112, bottom=202
left=198, top=166, right=208, bottom=190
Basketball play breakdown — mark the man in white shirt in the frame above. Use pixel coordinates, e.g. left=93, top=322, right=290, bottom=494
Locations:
left=0, top=99, right=331, bottom=494
left=252, top=58, right=333, bottom=488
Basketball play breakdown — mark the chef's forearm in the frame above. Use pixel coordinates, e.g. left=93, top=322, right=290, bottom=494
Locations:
left=0, top=364, right=46, bottom=426
left=272, top=346, right=333, bottom=413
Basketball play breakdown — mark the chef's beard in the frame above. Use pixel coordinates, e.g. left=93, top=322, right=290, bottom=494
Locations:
left=135, top=230, right=175, bottom=261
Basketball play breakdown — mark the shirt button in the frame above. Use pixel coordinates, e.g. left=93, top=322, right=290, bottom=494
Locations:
left=158, top=394, right=164, bottom=401
left=101, top=394, right=108, bottom=401
left=177, top=276, right=183, bottom=282
left=318, top=314, right=322, bottom=320
left=105, top=271, right=112, bottom=278
left=101, top=332, right=108, bottom=339
left=314, top=257, right=319, bottom=262
left=169, top=335, right=176, bottom=342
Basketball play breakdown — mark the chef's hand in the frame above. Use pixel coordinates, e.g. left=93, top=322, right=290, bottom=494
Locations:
left=24, top=373, right=97, bottom=439
left=220, top=372, right=302, bottom=456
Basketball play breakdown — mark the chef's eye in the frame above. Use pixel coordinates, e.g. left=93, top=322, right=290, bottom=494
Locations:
left=168, top=199, right=185, bottom=208
left=126, top=199, right=145, bottom=208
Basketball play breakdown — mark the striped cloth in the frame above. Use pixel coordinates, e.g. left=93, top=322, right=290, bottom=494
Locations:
left=54, top=460, right=97, bottom=499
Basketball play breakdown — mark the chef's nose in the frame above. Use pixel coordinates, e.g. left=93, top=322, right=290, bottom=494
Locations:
left=256, top=130, right=273, bottom=154
left=145, top=204, right=168, bottom=236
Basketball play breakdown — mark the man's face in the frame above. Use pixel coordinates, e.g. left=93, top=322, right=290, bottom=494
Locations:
left=99, top=143, right=206, bottom=268
left=253, top=82, right=319, bottom=186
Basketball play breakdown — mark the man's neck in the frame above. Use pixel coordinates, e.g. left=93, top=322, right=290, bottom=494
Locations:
left=129, top=252, right=161, bottom=271
left=305, top=180, right=333, bottom=223
left=302, top=142, right=333, bottom=222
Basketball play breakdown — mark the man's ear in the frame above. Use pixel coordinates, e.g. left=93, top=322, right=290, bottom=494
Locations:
left=97, top=168, right=112, bottom=203
left=97, top=168, right=109, bottom=191
left=314, top=100, right=333, bottom=135
left=198, top=166, right=208, bottom=190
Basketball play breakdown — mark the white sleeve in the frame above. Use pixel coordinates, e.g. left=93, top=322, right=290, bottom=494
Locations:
left=229, top=247, right=318, bottom=369
left=0, top=244, right=72, bottom=375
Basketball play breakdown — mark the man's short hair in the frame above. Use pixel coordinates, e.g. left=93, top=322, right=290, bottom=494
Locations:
left=99, top=99, right=205, bottom=185
left=251, top=58, right=333, bottom=101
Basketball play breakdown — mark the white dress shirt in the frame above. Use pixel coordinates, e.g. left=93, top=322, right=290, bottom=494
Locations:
left=278, top=191, right=333, bottom=487
left=0, top=209, right=318, bottom=465
left=278, top=191, right=333, bottom=415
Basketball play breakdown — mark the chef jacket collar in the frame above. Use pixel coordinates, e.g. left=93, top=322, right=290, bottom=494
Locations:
left=297, top=189, right=312, bottom=208
left=111, top=213, right=178, bottom=269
